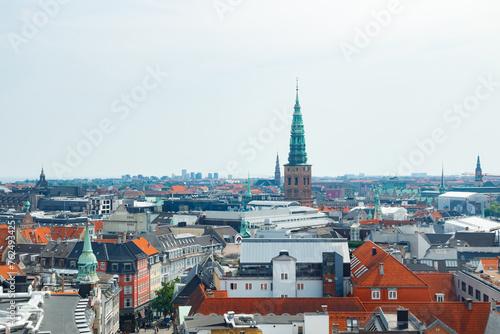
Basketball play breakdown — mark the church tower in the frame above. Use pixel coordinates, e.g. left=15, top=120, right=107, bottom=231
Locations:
left=475, top=156, right=483, bottom=187
left=76, top=221, right=99, bottom=283
left=274, top=153, right=281, bottom=186
left=284, top=80, right=313, bottom=207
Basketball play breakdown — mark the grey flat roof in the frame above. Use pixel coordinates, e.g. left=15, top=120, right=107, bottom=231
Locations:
left=39, top=294, right=80, bottom=333
left=240, top=238, right=350, bottom=264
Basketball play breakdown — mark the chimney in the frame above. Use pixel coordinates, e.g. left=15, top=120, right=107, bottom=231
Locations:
left=331, top=323, right=340, bottom=334
left=321, top=305, right=327, bottom=314
left=397, top=309, right=409, bottom=330
left=466, top=298, right=473, bottom=310
left=379, top=263, right=384, bottom=275
left=372, top=247, right=377, bottom=256
left=491, top=300, right=497, bottom=311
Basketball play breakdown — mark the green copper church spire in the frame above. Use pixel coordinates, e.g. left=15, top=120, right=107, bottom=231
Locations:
left=77, top=221, right=99, bottom=283
left=287, top=78, right=308, bottom=165
left=246, top=174, right=252, bottom=200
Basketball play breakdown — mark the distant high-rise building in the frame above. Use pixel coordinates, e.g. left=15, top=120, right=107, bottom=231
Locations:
left=475, top=156, right=483, bottom=187
left=195, top=172, right=202, bottom=180
left=274, top=153, right=281, bottom=186
left=182, top=169, right=187, bottom=180
left=284, top=81, right=313, bottom=207
left=228, top=174, right=233, bottom=179
left=208, top=173, right=213, bottom=179
left=214, top=172, right=219, bottom=179
left=190, top=172, right=195, bottom=179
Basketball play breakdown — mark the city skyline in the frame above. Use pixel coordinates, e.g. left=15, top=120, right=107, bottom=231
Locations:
left=1, top=1, right=500, bottom=179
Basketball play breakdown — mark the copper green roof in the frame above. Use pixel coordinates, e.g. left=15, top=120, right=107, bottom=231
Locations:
left=77, top=221, right=99, bottom=282
left=286, top=83, right=309, bottom=166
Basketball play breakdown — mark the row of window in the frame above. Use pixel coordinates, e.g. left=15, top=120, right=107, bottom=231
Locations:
left=287, top=177, right=311, bottom=186
left=229, top=282, right=306, bottom=291
left=371, top=288, right=397, bottom=300
left=459, top=279, right=490, bottom=302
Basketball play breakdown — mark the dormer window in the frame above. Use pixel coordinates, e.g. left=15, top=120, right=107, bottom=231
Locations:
left=436, top=293, right=445, bottom=302
left=371, top=288, right=381, bottom=300
left=388, top=288, right=397, bottom=300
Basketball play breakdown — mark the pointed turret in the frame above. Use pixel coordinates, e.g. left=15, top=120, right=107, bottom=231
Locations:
left=475, top=155, right=483, bottom=187
left=284, top=79, right=313, bottom=207
left=374, top=187, right=383, bottom=220
left=77, top=221, right=99, bottom=283
left=274, top=153, right=281, bottom=186
left=246, top=174, right=252, bottom=200
left=287, top=79, right=308, bottom=165
left=439, top=164, right=446, bottom=194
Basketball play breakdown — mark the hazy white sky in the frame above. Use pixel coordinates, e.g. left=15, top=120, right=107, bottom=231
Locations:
left=1, top=0, right=500, bottom=180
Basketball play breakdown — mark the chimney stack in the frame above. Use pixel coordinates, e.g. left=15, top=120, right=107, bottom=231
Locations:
left=466, top=298, right=473, bottom=311
left=372, top=247, right=377, bottom=256
left=491, top=300, right=497, bottom=311
left=397, top=309, right=409, bottom=330
left=321, top=305, right=327, bottom=314
left=379, top=263, right=384, bottom=276
left=331, top=323, right=339, bottom=334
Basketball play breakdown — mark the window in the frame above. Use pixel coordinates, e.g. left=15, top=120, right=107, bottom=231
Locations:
left=371, top=289, right=381, bottom=300
left=388, top=289, right=397, bottom=300
left=260, top=283, right=267, bottom=290
left=70, top=261, right=76, bottom=268
left=124, top=286, right=132, bottom=295
left=298, top=326, right=303, bottom=334
left=461, top=281, right=466, bottom=292
left=476, top=290, right=481, bottom=301
left=124, top=298, right=132, bottom=307
left=295, top=177, right=298, bottom=185
left=124, top=274, right=132, bottom=282
left=230, top=283, right=237, bottom=290
left=100, top=262, right=105, bottom=270
left=288, top=177, right=291, bottom=185
left=281, top=295, right=288, bottom=298
left=468, top=285, right=473, bottom=296
left=280, top=273, right=288, bottom=280
left=245, top=283, right=252, bottom=290
left=436, top=293, right=444, bottom=302
left=112, top=263, right=118, bottom=271
left=484, top=294, right=489, bottom=302
left=297, top=283, right=304, bottom=290
left=346, top=318, right=358, bottom=332
left=445, top=260, right=458, bottom=267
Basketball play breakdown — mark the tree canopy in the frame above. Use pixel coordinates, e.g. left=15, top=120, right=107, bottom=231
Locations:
left=151, top=278, right=179, bottom=318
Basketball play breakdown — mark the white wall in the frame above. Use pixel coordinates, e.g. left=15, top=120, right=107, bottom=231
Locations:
left=296, top=279, right=323, bottom=298
left=258, top=323, right=302, bottom=334
left=273, top=258, right=297, bottom=298
left=455, top=272, right=500, bottom=302
left=304, top=313, right=329, bottom=334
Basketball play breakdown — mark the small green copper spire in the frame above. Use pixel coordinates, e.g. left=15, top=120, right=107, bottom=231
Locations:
left=286, top=79, right=308, bottom=165
left=246, top=174, right=252, bottom=200
left=77, top=221, right=99, bottom=283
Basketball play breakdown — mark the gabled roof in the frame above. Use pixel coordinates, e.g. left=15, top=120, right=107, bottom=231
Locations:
left=454, top=232, right=495, bottom=247
left=21, top=227, right=51, bottom=244
left=186, top=284, right=367, bottom=316
left=0, top=263, right=23, bottom=279
left=351, top=241, right=428, bottom=288
left=416, top=273, right=456, bottom=301
left=130, top=237, right=158, bottom=256
left=362, top=302, right=490, bottom=334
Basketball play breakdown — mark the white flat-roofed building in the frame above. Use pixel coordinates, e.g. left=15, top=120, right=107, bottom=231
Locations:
left=204, top=205, right=333, bottom=230
left=438, top=192, right=488, bottom=215
left=214, top=238, right=350, bottom=298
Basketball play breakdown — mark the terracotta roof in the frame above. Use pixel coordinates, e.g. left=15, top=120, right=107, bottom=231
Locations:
left=131, top=237, right=158, bottom=256
left=92, top=220, right=103, bottom=231
left=21, top=227, right=51, bottom=244
left=0, top=263, right=23, bottom=279
left=416, top=273, right=456, bottom=301
left=480, top=258, right=498, bottom=271
left=187, top=284, right=366, bottom=316
left=49, top=226, right=84, bottom=241
left=329, top=312, right=371, bottom=332
left=171, top=185, right=188, bottom=192
left=363, top=302, right=490, bottom=334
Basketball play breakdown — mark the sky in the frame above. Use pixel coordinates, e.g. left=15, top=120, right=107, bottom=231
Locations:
left=1, top=0, right=500, bottom=181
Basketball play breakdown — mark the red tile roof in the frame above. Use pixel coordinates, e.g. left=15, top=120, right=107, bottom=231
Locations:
left=0, top=263, right=23, bottom=279
left=186, top=284, right=366, bottom=316
left=363, top=302, right=490, bottom=334
left=21, top=227, right=51, bottom=244
left=131, top=237, right=158, bottom=256
left=49, top=226, right=84, bottom=242
left=416, top=273, right=456, bottom=301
